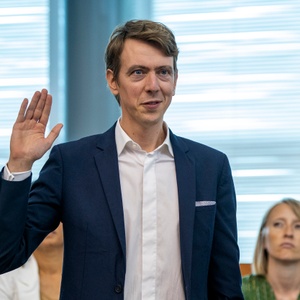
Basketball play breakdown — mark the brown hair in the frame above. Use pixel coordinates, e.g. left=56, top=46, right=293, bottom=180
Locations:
left=105, top=19, right=179, bottom=86
left=252, top=198, right=300, bottom=275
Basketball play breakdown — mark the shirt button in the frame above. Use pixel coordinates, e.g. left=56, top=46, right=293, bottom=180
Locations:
left=114, top=284, right=122, bottom=294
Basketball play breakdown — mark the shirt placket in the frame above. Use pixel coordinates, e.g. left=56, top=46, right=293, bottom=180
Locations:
left=141, top=152, right=157, bottom=299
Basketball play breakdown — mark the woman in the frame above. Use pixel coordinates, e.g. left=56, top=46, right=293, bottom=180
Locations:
left=242, top=198, right=300, bottom=300
left=34, top=222, right=63, bottom=300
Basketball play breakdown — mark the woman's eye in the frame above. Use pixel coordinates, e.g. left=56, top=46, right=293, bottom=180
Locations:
left=273, top=221, right=283, bottom=228
left=295, top=223, right=300, bottom=229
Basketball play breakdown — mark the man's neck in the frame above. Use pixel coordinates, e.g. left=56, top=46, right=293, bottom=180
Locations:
left=119, top=119, right=167, bottom=152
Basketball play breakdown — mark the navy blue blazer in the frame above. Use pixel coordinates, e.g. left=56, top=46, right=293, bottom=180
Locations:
left=0, top=124, right=244, bottom=299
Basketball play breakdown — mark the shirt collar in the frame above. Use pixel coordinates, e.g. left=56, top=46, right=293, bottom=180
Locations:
left=115, top=118, right=174, bottom=157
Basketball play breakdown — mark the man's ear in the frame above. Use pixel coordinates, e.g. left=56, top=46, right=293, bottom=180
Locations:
left=106, top=69, right=119, bottom=96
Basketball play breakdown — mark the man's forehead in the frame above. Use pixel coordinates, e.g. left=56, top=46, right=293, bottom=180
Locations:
left=120, top=39, right=174, bottom=68
left=122, top=39, right=170, bottom=57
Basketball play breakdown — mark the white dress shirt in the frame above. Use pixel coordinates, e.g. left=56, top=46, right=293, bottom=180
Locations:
left=0, top=256, right=40, bottom=300
left=116, top=120, right=185, bottom=300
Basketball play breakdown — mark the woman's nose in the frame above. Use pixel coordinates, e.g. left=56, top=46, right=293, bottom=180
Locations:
left=284, top=225, right=294, bottom=237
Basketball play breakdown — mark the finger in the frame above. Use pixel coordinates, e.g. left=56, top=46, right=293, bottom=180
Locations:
left=45, top=123, right=64, bottom=146
left=32, top=89, right=49, bottom=121
left=39, top=93, right=52, bottom=126
left=24, top=90, right=42, bottom=120
left=15, top=98, right=29, bottom=123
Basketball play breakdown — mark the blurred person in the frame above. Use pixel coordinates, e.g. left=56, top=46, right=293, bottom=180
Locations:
left=242, top=198, right=300, bottom=300
left=0, top=255, right=39, bottom=300
left=0, top=19, right=243, bottom=299
left=0, top=224, right=63, bottom=300
left=34, top=222, right=63, bottom=300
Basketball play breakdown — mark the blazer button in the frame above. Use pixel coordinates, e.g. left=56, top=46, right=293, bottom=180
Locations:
left=114, top=284, right=123, bottom=294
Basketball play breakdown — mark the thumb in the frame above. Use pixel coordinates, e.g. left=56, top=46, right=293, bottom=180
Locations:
left=46, top=123, right=64, bottom=146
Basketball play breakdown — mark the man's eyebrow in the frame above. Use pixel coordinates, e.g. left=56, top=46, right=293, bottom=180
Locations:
left=126, top=65, right=174, bottom=75
left=156, top=65, right=174, bottom=73
left=157, top=65, right=173, bottom=69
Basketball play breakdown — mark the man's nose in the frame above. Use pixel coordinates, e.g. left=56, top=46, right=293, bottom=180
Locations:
left=145, top=72, right=159, bottom=92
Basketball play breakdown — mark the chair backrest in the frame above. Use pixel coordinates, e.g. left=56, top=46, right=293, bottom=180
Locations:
left=240, top=263, right=252, bottom=276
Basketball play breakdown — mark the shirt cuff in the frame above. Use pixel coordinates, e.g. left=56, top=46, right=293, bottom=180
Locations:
left=3, top=164, right=31, bottom=181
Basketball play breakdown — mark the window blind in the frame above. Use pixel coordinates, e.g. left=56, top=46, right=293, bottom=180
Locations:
left=152, top=0, right=300, bottom=262
left=0, top=0, right=49, bottom=179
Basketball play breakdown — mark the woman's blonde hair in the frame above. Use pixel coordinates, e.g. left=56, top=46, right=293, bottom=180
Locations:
left=252, top=198, right=300, bottom=275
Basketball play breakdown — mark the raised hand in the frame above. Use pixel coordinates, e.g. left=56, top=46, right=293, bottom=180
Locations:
left=7, top=89, right=63, bottom=172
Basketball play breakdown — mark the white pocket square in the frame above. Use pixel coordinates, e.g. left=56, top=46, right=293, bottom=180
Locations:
left=195, top=201, right=216, bottom=207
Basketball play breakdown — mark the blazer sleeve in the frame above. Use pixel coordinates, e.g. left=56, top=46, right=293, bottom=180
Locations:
left=207, top=155, right=243, bottom=299
left=0, top=147, right=62, bottom=274
left=0, top=173, right=33, bottom=272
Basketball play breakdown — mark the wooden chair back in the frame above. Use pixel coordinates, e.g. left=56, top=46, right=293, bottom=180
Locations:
left=240, top=263, right=252, bottom=276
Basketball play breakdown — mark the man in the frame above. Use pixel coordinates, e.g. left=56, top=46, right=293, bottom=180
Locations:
left=0, top=20, right=244, bottom=299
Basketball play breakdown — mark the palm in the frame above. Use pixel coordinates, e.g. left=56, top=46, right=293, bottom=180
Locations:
left=8, top=89, right=63, bottom=171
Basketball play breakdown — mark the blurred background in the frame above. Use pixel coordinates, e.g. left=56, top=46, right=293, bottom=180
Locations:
left=0, top=0, right=299, bottom=263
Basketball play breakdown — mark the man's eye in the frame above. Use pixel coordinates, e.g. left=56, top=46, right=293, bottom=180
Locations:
left=133, top=70, right=143, bottom=75
left=160, top=69, right=169, bottom=75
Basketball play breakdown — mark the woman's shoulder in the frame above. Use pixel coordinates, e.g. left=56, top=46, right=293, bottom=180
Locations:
left=242, top=274, right=267, bottom=285
left=242, top=274, right=276, bottom=300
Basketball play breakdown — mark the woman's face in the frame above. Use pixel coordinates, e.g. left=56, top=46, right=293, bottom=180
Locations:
left=263, top=203, right=300, bottom=262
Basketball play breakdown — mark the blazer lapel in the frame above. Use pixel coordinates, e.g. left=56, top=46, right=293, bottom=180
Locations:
left=92, top=127, right=196, bottom=293
left=170, top=131, right=196, bottom=295
left=94, top=125, right=126, bottom=258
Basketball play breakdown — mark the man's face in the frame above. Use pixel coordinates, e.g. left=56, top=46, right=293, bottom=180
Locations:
left=106, top=38, right=178, bottom=132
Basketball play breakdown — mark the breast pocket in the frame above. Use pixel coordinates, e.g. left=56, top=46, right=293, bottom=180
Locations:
left=193, top=203, right=217, bottom=252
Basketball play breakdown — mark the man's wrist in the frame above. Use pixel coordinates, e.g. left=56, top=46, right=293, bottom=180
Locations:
left=3, top=164, right=31, bottom=181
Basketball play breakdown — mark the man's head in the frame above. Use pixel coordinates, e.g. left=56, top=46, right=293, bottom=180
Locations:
left=105, top=19, right=179, bottom=104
